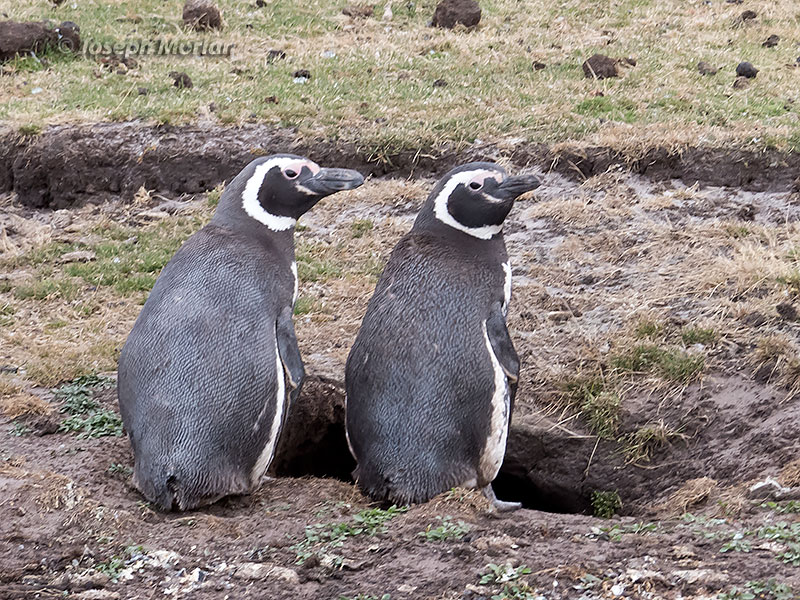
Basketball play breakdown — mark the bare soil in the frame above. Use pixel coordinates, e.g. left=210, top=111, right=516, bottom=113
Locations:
left=2, top=151, right=800, bottom=599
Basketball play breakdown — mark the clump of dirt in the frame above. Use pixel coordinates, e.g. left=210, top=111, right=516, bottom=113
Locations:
left=431, top=0, right=481, bottom=29
left=0, top=20, right=80, bottom=62
left=182, top=0, right=222, bottom=31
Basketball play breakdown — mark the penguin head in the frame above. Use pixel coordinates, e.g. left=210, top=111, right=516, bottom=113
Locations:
left=223, top=154, right=364, bottom=231
left=417, top=162, right=541, bottom=240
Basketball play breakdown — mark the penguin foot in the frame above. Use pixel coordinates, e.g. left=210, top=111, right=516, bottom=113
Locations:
left=482, top=484, right=522, bottom=513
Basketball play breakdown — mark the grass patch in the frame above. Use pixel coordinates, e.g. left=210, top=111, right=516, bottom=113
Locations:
left=14, top=278, right=81, bottom=301
left=350, top=219, right=374, bottom=238
left=293, top=295, right=318, bottom=316
left=681, top=326, right=716, bottom=346
left=612, top=344, right=704, bottom=383
left=563, top=375, right=620, bottom=439
left=622, top=421, right=685, bottom=463
left=295, top=241, right=344, bottom=282
left=718, top=579, right=794, bottom=600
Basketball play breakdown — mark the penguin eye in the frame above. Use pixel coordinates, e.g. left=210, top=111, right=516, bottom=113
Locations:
left=469, top=181, right=483, bottom=191
left=284, top=169, right=299, bottom=179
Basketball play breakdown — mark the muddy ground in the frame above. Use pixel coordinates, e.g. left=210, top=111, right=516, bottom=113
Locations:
left=2, top=143, right=800, bottom=599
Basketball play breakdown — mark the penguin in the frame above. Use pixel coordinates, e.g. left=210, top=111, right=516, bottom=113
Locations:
left=117, top=154, right=364, bottom=511
left=344, top=162, right=540, bottom=511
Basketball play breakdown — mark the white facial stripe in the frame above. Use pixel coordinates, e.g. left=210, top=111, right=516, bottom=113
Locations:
left=241, top=157, right=320, bottom=231
left=501, top=261, right=512, bottom=316
left=433, top=169, right=505, bottom=240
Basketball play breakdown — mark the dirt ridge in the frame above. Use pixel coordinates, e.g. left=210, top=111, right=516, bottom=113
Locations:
left=2, top=122, right=799, bottom=209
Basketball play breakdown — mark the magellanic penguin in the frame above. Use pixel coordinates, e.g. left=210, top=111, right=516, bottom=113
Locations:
left=345, top=162, right=539, bottom=511
left=118, top=155, right=364, bottom=511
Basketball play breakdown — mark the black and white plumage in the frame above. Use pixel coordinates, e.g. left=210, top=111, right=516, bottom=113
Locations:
left=118, top=154, right=364, bottom=511
left=345, top=162, right=540, bottom=510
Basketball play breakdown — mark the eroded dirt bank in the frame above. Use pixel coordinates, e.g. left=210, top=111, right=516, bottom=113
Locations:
left=2, top=122, right=800, bottom=209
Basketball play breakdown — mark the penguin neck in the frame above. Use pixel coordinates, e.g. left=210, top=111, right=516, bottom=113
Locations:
left=211, top=202, right=297, bottom=256
left=412, top=204, right=507, bottom=252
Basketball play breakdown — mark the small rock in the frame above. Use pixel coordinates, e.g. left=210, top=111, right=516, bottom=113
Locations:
left=740, top=9, right=757, bottom=21
left=233, top=562, right=299, bottom=584
left=736, top=203, right=756, bottom=220
left=48, top=573, right=70, bottom=590
left=50, top=209, right=72, bottom=229
left=55, top=20, right=80, bottom=53
left=762, top=34, right=780, bottom=48
left=673, top=569, right=727, bottom=586
left=267, top=49, right=286, bottom=62
left=342, top=3, right=374, bottom=18
left=137, top=87, right=148, bottom=95
left=0, top=20, right=58, bottom=62
left=725, top=0, right=743, bottom=3
left=431, top=0, right=481, bottom=29
left=168, top=71, right=193, bottom=89
left=71, top=571, right=111, bottom=591
left=733, top=76, right=750, bottom=89
left=582, top=53, right=618, bottom=79
left=75, top=592, right=120, bottom=600
left=697, top=61, right=717, bottom=76
left=749, top=476, right=792, bottom=500
left=292, top=69, right=311, bottom=81
left=433, top=78, right=448, bottom=87
left=736, top=61, right=758, bottom=78
left=182, top=0, right=222, bottom=31
left=256, top=0, right=267, bottom=6
left=532, top=61, right=546, bottom=70
left=265, top=95, right=279, bottom=104
left=776, top=302, right=798, bottom=321
left=58, top=250, right=96, bottom=264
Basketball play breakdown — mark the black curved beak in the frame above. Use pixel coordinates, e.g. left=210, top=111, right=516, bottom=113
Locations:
left=494, top=174, right=541, bottom=201
left=303, top=168, right=365, bottom=196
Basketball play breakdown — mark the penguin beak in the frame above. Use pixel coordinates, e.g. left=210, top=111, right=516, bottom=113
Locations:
left=493, top=174, right=541, bottom=201
left=302, top=168, right=365, bottom=196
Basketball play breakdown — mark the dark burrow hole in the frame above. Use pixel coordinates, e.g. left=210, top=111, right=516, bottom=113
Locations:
left=273, top=377, right=593, bottom=515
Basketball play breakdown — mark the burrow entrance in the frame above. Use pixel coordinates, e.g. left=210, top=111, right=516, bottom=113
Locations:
left=272, top=377, right=598, bottom=515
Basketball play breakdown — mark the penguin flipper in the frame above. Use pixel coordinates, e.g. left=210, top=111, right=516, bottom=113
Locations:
left=276, top=305, right=305, bottom=404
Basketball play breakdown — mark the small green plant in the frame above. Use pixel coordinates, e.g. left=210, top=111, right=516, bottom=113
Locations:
left=479, top=563, right=540, bottom=600
left=419, top=516, right=471, bottom=542
left=108, top=463, right=133, bottom=477
left=718, top=579, right=794, bottom=600
left=720, top=531, right=752, bottom=553
left=681, top=327, right=716, bottom=346
left=761, top=500, right=800, bottom=514
left=350, top=219, right=374, bottom=238
left=591, top=490, right=622, bottom=518
left=594, top=521, right=657, bottom=542
left=56, top=375, right=122, bottom=438
left=292, top=505, right=408, bottom=565
left=622, top=421, right=684, bottom=463
left=11, top=422, right=32, bottom=437
left=95, top=545, right=146, bottom=581
left=60, top=410, right=123, bottom=438
left=57, top=374, right=114, bottom=415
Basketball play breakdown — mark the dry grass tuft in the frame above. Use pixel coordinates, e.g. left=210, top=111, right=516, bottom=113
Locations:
left=667, top=477, right=718, bottom=515
left=779, top=458, right=800, bottom=488
left=0, top=393, right=53, bottom=419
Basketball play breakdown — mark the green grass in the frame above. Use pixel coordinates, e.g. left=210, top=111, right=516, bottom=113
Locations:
left=350, top=219, right=374, bottom=238
left=293, top=295, right=318, bottom=315
left=612, top=344, right=705, bottom=383
left=295, top=241, right=344, bottom=282
left=2, top=0, right=799, bottom=153
left=718, top=580, right=794, bottom=600
left=563, top=375, right=620, bottom=439
left=681, top=326, right=717, bottom=346
left=14, top=278, right=81, bottom=301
